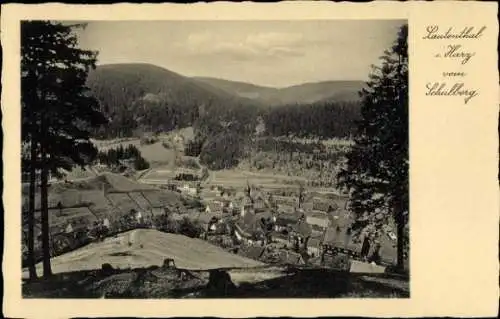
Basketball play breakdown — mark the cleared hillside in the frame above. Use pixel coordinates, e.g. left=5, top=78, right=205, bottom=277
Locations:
left=23, top=229, right=263, bottom=278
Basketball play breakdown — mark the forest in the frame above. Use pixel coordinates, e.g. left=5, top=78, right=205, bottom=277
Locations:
left=85, top=62, right=363, bottom=170
left=96, top=144, right=150, bottom=170
left=261, top=101, right=361, bottom=138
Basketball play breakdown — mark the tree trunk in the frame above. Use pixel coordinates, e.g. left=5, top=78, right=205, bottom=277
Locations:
left=40, top=118, right=52, bottom=278
left=394, top=200, right=405, bottom=271
left=27, top=136, right=38, bottom=280
left=396, top=213, right=405, bottom=270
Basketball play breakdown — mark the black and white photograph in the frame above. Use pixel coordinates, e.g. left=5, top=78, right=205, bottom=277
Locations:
left=20, top=19, right=409, bottom=298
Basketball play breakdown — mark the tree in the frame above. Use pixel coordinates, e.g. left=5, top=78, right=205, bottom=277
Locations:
left=21, top=142, right=39, bottom=280
left=298, top=182, right=306, bottom=209
left=337, top=24, right=408, bottom=270
left=21, top=21, right=107, bottom=278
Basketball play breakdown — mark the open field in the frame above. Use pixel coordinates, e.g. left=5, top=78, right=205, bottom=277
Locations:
left=91, top=127, right=195, bottom=168
left=205, top=169, right=307, bottom=188
left=203, top=168, right=346, bottom=199
left=22, top=229, right=263, bottom=278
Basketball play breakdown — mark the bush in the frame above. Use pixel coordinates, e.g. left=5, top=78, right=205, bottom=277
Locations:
left=178, top=217, right=203, bottom=238
left=181, top=196, right=203, bottom=209
left=181, top=157, right=201, bottom=170
left=153, top=214, right=202, bottom=238
left=323, top=254, right=351, bottom=271
left=101, top=263, right=114, bottom=275
left=185, top=138, right=204, bottom=157
left=140, top=136, right=158, bottom=145
left=134, top=156, right=150, bottom=170
left=97, top=144, right=150, bottom=171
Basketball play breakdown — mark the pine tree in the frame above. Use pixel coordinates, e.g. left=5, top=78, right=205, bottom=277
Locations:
left=21, top=21, right=107, bottom=278
left=337, top=25, right=408, bottom=270
left=21, top=139, right=39, bottom=280
left=298, top=182, right=306, bottom=209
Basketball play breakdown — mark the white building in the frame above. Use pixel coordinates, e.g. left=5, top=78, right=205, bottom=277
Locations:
left=103, top=218, right=110, bottom=229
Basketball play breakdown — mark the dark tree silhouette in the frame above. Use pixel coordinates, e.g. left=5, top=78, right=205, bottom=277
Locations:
left=21, top=21, right=106, bottom=278
left=298, top=182, right=306, bottom=209
left=21, top=140, right=39, bottom=280
left=337, top=24, right=408, bottom=270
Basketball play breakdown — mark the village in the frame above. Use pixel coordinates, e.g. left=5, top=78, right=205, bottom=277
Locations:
left=189, top=181, right=398, bottom=272
left=17, top=18, right=414, bottom=303
left=22, top=160, right=399, bottom=275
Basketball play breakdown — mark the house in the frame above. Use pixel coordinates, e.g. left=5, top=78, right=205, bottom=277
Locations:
left=220, top=234, right=234, bottom=247
left=301, top=202, right=314, bottom=211
left=65, top=223, right=74, bottom=234
left=234, top=228, right=243, bottom=241
left=173, top=134, right=184, bottom=144
left=274, top=196, right=296, bottom=206
left=151, top=207, right=165, bottom=217
left=234, top=210, right=266, bottom=245
left=197, top=211, right=223, bottom=230
left=289, top=220, right=312, bottom=251
left=305, top=212, right=330, bottom=229
left=273, top=215, right=296, bottom=232
left=102, top=218, right=111, bottom=229
left=307, top=237, right=322, bottom=258
left=322, top=213, right=362, bottom=259
left=310, top=224, right=326, bottom=236
left=221, top=199, right=234, bottom=211
left=135, top=211, right=144, bottom=223
left=386, top=231, right=397, bottom=241
left=373, top=230, right=398, bottom=265
left=312, top=198, right=339, bottom=212
left=251, top=190, right=269, bottom=211
left=234, top=190, right=247, bottom=201
left=321, top=209, right=398, bottom=266
left=205, top=201, right=223, bottom=214
left=239, top=245, right=266, bottom=260
left=272, top=232, right=290, bottom=246
left=180, top=184, right=198, bottom=196
left=207, top=218, right=228, bottom=235
left=279, top=250, right=306, bottom=265
left=219, top=189, right=232, bottom=199
left=240, top=195, right=255, bottom=217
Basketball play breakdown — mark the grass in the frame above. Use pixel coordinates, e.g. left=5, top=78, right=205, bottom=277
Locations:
left=106, top=193, right=142, bottom=215
left=22, top=229, right=263, bottom=279
left=92, top=128, right=195, bottom=169
left=22, top=263, right=409, bottom=299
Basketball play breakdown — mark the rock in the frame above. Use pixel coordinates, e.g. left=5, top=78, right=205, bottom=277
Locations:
left=101, top=263, right=114, bottom=275
left=206, top=270, right=236, bottom=296
left=349, top=260, right=386, bottom=274
left=163, top=258, right=176, bottom=269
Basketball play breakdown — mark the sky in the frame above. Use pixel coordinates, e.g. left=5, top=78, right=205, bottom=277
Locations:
left=73, top=20, right=406, bottom=88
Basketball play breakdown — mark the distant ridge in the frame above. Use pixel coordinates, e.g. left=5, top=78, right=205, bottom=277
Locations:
left=193, top=76, right=366, bottom=106
left=87, top=63, right=264, bottom=115
left=87, top=63, right=364, bottom=115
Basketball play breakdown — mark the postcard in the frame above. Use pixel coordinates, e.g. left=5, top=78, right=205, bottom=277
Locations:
left=1, top=1, right=498, bottom=318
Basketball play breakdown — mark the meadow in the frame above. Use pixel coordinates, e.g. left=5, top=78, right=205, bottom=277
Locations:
left=23, top=229, right=263, bottom=279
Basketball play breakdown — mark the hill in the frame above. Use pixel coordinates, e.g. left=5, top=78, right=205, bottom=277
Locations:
left=86, top=63, right=262, bottom=138
left=88, top=63, right=262, bottom=112
left=193, top=76, right=365, bottom=106
left=23, top=229, right=263, bottom=277
left=21, top=173, right=188, bottom=263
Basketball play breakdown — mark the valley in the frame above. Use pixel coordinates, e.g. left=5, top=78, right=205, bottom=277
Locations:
left=19, top=19, right=410, bottom=302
